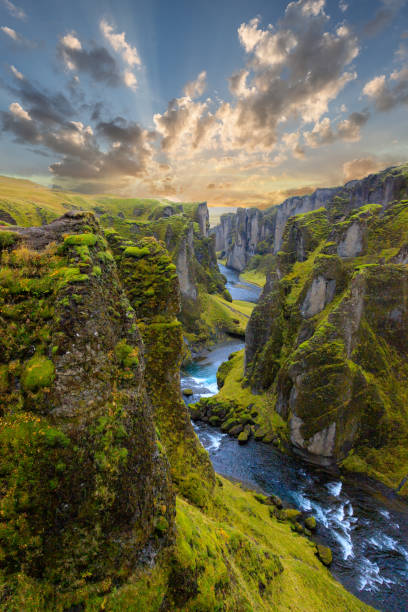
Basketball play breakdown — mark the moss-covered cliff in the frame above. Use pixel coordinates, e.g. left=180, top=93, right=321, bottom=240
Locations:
left=245, top=192, right=408, bottom=494
left=0, top=212, right=174, bottom=587
left=105, top=229, right=215, bottom=507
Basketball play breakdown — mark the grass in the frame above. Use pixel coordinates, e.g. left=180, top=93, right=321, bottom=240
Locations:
left=0, top=175, right=194, bottom=227
left=240, top=269, right=266, bottom=287
left=201, top=293, right=254, bottom=337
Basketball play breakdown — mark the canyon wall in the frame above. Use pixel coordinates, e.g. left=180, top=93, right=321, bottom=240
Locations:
left=244, top=165, right=408, bottom=493
left=213, top=165, right=408, bottom=271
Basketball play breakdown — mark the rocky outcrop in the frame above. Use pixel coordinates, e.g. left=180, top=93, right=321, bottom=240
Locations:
left=213, top=164, right=408, bottom=270
left=245, top=185, right=408, bottom=492
left=106, top=230, right=215, bottom=507
left=0, top=212, right=175, bottom=583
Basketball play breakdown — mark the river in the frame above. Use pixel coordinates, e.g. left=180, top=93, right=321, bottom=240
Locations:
left=181, top=264, right=408, bottom=612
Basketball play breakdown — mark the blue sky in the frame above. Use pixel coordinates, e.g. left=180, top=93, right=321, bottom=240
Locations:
left=0, top=0, right=407, bottom=206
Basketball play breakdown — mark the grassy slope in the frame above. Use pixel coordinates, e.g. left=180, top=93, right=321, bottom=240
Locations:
left=6, top=477, right=374, bottom=611
left=240, top=269, right=267, bottom=287
left=0, top=175, right=183, bottom=226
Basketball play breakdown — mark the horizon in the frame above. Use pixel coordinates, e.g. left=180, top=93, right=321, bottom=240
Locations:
left=0, top=0, right=407, bottom=207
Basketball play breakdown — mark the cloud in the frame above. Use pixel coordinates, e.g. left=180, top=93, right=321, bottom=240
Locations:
left=363, top=67, right=408, bottom=110
left=154, top=1, right=360, bottom=162
left=59, top=29, right=140, bottom=90
left=342, top=156, right=400, bottom=181
left=1, top=25, right=19, bottom=41
left=304, top=110, right=369, bottom=147
left=364, top=0, right=407, bottom=37
left=10, top=64, right=23, bottom=79
left=154, top=95, right=216, bottom=153
left=7, top=76, right=75, bottom=125
left=1, top=87, right=155, bottom=189
left=123, top=69, right=137, bottom=90
left=0, top=24, right=36, bottom=47
left=9, top=101, right=31, bottom=121
left=339, top=1, right=348, bottom=11
left=184, top=70, right=207, bottom=98
left=1, top=0, right=26, bottom=20
left=58, top=31, right=122, bottom=86
left=100, top=19, right=141, bottom=66
left=216, top=3, right=359, bottom=151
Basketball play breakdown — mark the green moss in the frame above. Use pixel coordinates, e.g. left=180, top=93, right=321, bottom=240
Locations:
left=92, top=265, right=102, bottom=277
left=21, top=356, right=55, bottom=391
left=0, top=364, right=8, bottom=392
left=114, top=339, right=139, bottom=368
left=63, top=233, right=97, bottom=247
left=304, top=516, right=317, bottom=530
left=316, top=544, right=333, bottom=566
left=123, top=246, right=150, bottom=258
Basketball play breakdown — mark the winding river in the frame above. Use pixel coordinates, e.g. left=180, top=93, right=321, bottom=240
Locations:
left=181, top=264, right=408, bottom=612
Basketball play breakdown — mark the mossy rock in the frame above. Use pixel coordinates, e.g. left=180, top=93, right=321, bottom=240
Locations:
left=268, top=493, right=283, bottom=509
left=238, top=430, right=249, bottom=445
left=305, top=516, right=317, bottom=530
left=209, top=415, right=221, bottom=426
left=284, top=509, right=302, bottom=523
left=182, top=388, right=194, bottom=397
left=123, top=246, right=150, bottom=258
left=63, top=233, right=97, bottom=247
left=154, top=515, right=169, bottom=536
left=221, top=418, right=239, bottom=432
left=229, top=424, right=244, bottom=437
left=21, top=356, right=55, bottom=391
left=316, top=544, right=333, bottom=566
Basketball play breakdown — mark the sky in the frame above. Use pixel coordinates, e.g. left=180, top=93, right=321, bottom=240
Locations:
left=0, top=0, right=407, bottom=208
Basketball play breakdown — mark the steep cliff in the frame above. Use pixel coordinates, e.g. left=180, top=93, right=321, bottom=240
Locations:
left=245, top=189, right=408, bottom=494
left=0, top=212, right=175, bottom=586
left=105, top=229, right=215, bottom=506
left=213, top=164, right=408, bottom=271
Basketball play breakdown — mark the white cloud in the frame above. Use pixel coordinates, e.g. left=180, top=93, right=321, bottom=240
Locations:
left=124, top=69, right=137, bottom=90
left=10, top=64, right=23, bottom=79
left=9, top=101, right=31, bottom=121
left=1, top=0, right=26, bottom=20
left=100, top=19, right=141, bottom=66
left=339, top=1, right=348, bottom=12
left=304, top=110, right=369, bottom=147
left=363, top=68, right=408, bottom=110
left=363, top=75, right=386, bottom=98
left=184, top=70, right=207, bottom=98
left=61, top=32, right=82, bottom=50
left=1, top=25, right=18, bottom=40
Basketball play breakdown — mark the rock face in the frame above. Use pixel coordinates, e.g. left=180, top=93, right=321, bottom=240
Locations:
left=0, top=212, right=175, bottom=583
left=213, top=164, right=408, bottom=270
left=245, top=173, right=408, bottom=491
left=106, top=230, right=215, bottom=507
